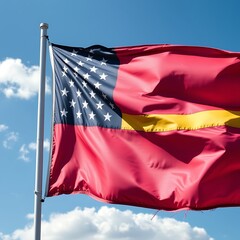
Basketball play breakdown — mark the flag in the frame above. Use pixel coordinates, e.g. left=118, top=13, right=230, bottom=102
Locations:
left=46, top=43, right=240, bottom=211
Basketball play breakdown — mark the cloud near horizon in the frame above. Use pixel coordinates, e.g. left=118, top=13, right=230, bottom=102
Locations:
left=0, top=206, right=214, bottom=240
left=0, top=58, right=50, bottom=99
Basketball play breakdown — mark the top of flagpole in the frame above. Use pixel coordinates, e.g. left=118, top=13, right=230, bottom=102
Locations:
left=40, top=23, right=48, bottom=29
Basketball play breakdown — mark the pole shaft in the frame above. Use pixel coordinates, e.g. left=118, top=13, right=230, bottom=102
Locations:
left=34, top=23, right=48, bottom=240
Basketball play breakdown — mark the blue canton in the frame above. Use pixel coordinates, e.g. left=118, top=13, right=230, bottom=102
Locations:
left=51, top=44, right=122, bottom=128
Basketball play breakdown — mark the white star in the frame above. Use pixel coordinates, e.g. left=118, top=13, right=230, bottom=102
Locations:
left=62, top=71, right=67, bottom=77
left=101, top=58, right=107, bottom=65
left=78, top=61, right=84, bottom=66
left=60, top=109, right=68, bottom=117
left=69, top=99, right=76, bottom=108
left=69, top=80, right=74, bottom=87
left=82, top=81, right=87, bottom=88
left=104, top=112, right=112, bottom=121
left=89, top=49, right=95, bottom=54
left=102, top=93, right=107, bottom=99
left=63, top=65, right=68, bottom=72
left=64, top=58, right=69, bottom=64
left=90, top=66, right=98, bottom=73
left=96, top=101, right=104, bottom=109
left=83, top=73, right=90, bottom=80
left=61, top=88, right=69, bottom=96
left=71, top=49, right=78, bottom=56
left=100, top=73, right=108, bottom=80
left=76, top=89, right=82, bottom=97
left=89, top=111, right=96, bottom=120
left=82, top=100, right=88, bottom=108
left=109, top=102, right=115, bottom=109
left=86, top=55, right=93, bottom=61
left=94, top=82, right=101, bottom=89
left=74, top=66, right=79, bottom=72
left=89, top=91, right=96, bottom=98
left=76, top=110, right=82, bottom=118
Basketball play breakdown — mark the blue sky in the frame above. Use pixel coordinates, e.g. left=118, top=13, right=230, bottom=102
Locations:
left=0, top=0, right=240, bottom=239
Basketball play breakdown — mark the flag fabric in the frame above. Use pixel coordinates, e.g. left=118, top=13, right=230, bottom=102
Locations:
left=46, top=43, right=240, bottom=211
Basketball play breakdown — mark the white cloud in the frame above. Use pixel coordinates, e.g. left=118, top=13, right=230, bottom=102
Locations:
left=0, top=207, right=214, bottom=240
left=0, top=58, right=50, bottom=99
left=18, top=139, right=50, bottom=162
left=28, top=138, right=50, bottom=152
left=0, top=124, right=8, bottom=132
left=28, top=142, right=36, bottom=150
left=3, top=131, right=18, bottom=149
left=43, top=139, right=50, bottom=152
left=19, top=144, right=30, bottom=162
left=26, top=214, right=34, bottom=220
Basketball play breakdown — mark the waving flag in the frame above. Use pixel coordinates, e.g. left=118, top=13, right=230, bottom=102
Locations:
left=46, top=43, right=240, bottom=210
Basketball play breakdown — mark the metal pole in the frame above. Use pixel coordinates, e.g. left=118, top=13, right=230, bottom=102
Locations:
left=34, top=22, right=48, bottom=240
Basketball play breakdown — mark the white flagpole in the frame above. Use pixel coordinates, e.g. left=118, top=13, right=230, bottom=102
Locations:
left=34, top=22, right=48, bottom=240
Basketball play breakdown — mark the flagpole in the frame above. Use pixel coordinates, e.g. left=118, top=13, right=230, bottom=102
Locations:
left=34, top=22, right=48, bottom=240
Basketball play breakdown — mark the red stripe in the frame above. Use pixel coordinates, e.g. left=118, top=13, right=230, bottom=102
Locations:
left=114, top=45, right=240, bottom=115
left=48, top=124, right=240, bottom=210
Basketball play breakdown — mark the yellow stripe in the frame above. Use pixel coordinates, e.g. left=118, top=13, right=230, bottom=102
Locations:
left=121, top=110, right=240, bottom=132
